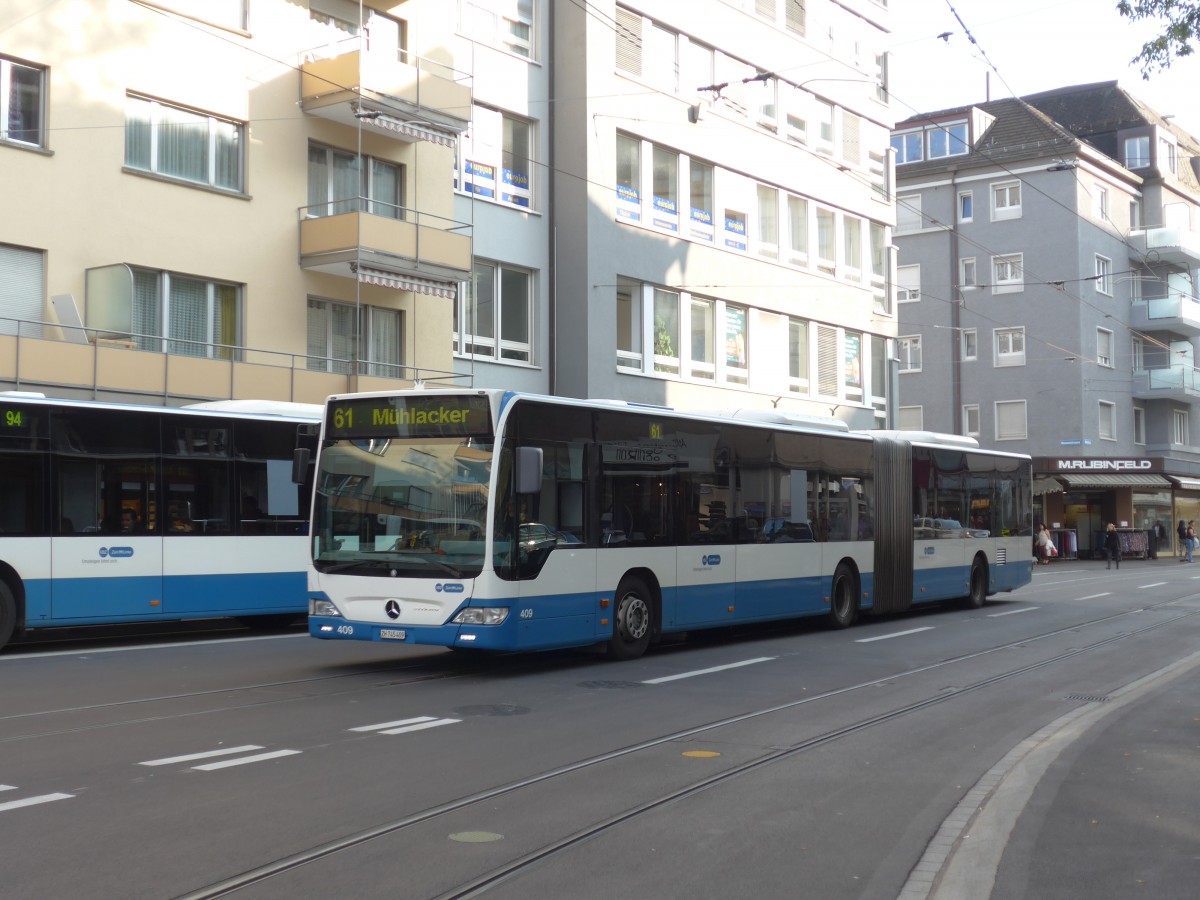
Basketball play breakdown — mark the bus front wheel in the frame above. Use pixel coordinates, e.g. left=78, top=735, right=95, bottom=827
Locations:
left=0, top=581, right=17, bottom=651
left=607, top=577, right=653, bottom=660
left=964, top=557, right=989, bottom=609
left=827, top=564, right=858, bottom=629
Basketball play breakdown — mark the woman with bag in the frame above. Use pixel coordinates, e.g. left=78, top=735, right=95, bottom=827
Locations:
left=1034, top=526, right=1053, bottom=564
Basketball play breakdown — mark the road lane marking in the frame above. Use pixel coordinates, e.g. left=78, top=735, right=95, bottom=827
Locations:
left=0, top=785, right=15, bottom=791
left=379, top=718, right=461, bottom=735
left=1076, top=593, right=1111, bottom=600
left=192, top=749, right=302, bottom=771
left=1138, top=582, right=1167, bottom=589
left=350, top=716, right=438, bottom=732
left=988, top=607, right=1039, bottom=617
left=1, top=633, right=305, bottom=661
left=139, top=745, right=264, bottom=767
left=642, top=657, right=776, bottom=684
left=855, top=627, right=934, bottom=643
left=0, top=793, right=73, bottom=812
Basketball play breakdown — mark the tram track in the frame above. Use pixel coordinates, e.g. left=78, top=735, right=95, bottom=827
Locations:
left=174, top=598, right=1199, bottom=899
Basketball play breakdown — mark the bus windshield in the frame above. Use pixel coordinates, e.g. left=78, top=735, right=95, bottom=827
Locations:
left=311, top=435, right=493, bottom=578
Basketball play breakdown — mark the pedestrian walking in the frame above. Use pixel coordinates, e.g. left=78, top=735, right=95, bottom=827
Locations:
left=1104, top=523, right=1121, bottom=570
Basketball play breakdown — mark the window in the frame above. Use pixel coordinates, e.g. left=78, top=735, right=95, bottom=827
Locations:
left=0, top=243, right=44, bottom=337
left=992, top=254, right=1023, bottom=294
left=898, top=406, right=923, bottom=430
left=1130, top=198, right=1142, bottom=230
left=459, top=260, right=533, bottom=362
left=816, top=207, right=835, bottom=272
left=962, top=404, right=980, bottom=437
left=1124, top=135, right=1149, bottom=169
left=958, top=191, right=973, bottom=223
left=960, top=328, right=978, bottom=361
left=870, top=222, right=886, bottom=285
left=927, top=122, right=968, bottom=158
left=132, top=268, right=241, bottom=359
left=690, top=297, right=715, bottom=379
left=890, top=129, right=922, bottom=164
left=652, top=146, right=679, bottom=231
left=994, top=327, right=1025, bottom=367
left=897, top=265, right=920, bottom=302
left=815, top=99, right=834, bottom=154
left=960, top=257, right=977, bottom=288
left=615, top=133, right=641, bottom=221
left=995, top=400, right=1028, bottom=440
left=125, top=95, right=244, bottom=192
left=756, top=184, right=779, bottom=259
left=873, top=53, right=888, bottom=102
left=462, top=0, right=534, bottom=58
left=896, top=194, right=922, bottom=233
left=1093, top=184, right=1109, bottom=222
left=459, top=105, right=532, bottom=208
left=1099, top=401, right=1116, bottom=441
left=1159, top=137, right=1177, bottom=175
left=897, top=335, right=922, bottom=372
left=653, top=288, right=680, bottom=374
left=789, top=318, right=809, bottom=393
left=844, top=330, right=863, bottom=393
left=312, top=1, right=405, bottom=58
left=307, top=298, right=402, bottom=377
left=991, top=181, right=1021, bottom=220
left=1132, top=336, right=1144, bottom=372
left=724, top=304, right=749, bottom=385
left=1173, top=409, right=1189, bottom=446
left=615, top=7, right=642, bottom=76
left=843, top=215, right=862, bottom=281
left=615, top=277, right=642, bottom=369
left=786, top=195, right=808, bottom=263
left=1097, top=328, right=1114, bottom=367
left=307, top=143, right=403, bottom=219
left=688, top=160, right=714, bottom=241
left=1, top=55, right=46, bottom=147
left=1095, top=255, right=1112, bottom=295
left=645, top=22, right=679, bottom=93
left=1134, top=407, right=1146, bottom=445
left=724, top=209, right=747, bottom=251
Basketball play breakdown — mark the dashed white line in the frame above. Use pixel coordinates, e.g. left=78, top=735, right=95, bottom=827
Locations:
left=351, top=716, right=462, bottom=735
left=855, top=627, right=934, bottom=643
left=988, top=607, right=1040, bottom=617
left=1076, top=593, right=1112, bottom=601
left=192, top=749, right=302, bottom=771
left=0, top=784, right=16, bottom=792
left=378, top=718, right=461, bottom=735
left=349, top=716, right=438, bottom=732
left=139, top=745, right=264, bottom=767
left=0, top=793, right=73, bottom=812
left=1138, top=582, right=1167, bottom=589
left=642, top=657, right=776, bottom=684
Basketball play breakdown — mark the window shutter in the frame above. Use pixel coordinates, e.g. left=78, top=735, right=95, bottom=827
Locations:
left=755, top=0, right=776, bottom=19
left=816, top=324, right=838, bottom=396
left=841, top=112, right=860, bottom=165
left=615, top=7, right=642, bottom=76
left=785, top=1, right=806, bottom=37
left=0, top=243, right=44, bottom=337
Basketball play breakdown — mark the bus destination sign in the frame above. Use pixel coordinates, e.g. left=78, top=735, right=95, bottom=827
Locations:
left=326, top=396, right=492, bottom=439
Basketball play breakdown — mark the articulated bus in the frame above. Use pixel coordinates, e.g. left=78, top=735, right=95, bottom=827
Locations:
left=0, top=393, right=321, bottom=651
left=304, top=389, right=1034, bottom=660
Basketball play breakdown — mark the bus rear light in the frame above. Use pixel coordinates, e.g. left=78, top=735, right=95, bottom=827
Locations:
left=452, top=607, right=509, bottom=626
left=310, top=598, right=342, bottom=617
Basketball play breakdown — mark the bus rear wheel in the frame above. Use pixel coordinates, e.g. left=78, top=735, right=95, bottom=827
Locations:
left=964, top=557, right=989, bottom=609
left=827, top=564, right=858, bottom=629
left=0, top=581, right=17, bottom=651
left=607, top=577, right=653, bottom=660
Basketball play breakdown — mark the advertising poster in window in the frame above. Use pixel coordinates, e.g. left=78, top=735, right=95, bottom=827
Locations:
left=724, top=211, right=746, bottom=251
left=725, top=306, right=747, bottom=369
left=616, top=184, right=641, bottom=222
left=689, top=206, right=714, bottom=242
left=464, top=161, right=496, bottom=198
left=844, top=332, right=862, bottom=387
left=652, top=194, right=679, bottom=232
left=502, top=167, right=530, bottom=208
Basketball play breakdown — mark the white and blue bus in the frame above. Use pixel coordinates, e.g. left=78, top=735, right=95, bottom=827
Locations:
left=0, top=394, right=321, bottom=651
left=305, top=390, right=1033, bottom=659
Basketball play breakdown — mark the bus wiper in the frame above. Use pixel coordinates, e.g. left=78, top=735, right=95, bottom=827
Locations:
left=392, top=554, right=465, bottom=579
left=317, top=558, right=397, bottom=574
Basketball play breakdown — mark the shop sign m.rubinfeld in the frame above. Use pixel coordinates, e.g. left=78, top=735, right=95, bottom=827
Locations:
left=1052, top=459, right=1154, bottom=471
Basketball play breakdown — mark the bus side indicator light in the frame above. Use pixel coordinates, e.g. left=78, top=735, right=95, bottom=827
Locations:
left=599, top=598, right=610, bottom=608
left=600, top=618, right=609, bottom=626
left=727, top=606, right=735, bottom=613
left=150, top=600, right=160, bottom=606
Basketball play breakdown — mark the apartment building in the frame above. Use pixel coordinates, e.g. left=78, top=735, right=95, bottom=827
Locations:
left=892, top=82, right=1200, bottom=556
left=2, top=0, right=896, bottom=429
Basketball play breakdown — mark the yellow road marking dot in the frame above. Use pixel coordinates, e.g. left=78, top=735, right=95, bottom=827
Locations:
left=683, top=750, right=721, bottom=758
left=450, top=832, right=504, bottom=843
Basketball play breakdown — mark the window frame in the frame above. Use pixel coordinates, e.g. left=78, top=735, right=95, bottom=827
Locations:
left=125, top=94, right=246, bottom=193
left=1173, top=409, right=1189, bottom=446
left=0, top=54, right=47, bottom=148
left=1124, top=135, right=1150, bottom=169
left=991, top=180, right=1022, bottom=221
left=960, top=328, right=978, bottom=362
left=1096, top=327, right=1114, bottom=368
left=461, top=0, right=535, bottom=60
left=995, top=399, right=1028, bottom=441
left=897, top=335, right=922, bottom=373
left=458, top=103, right=534, bottom=210
left=1098, top=400, right=1117, bottom=442
left=962, top=404, right=980, bottom=437
left=131, top=268, right=243, bottom=359
left=994, top=327, right=1026, bottom=367
left=897, top=264, right=920, bottom=303
left=1094, top=254, right=1112, bottom=295
left=1134, top=406, right=1146, bottom=446
left=456, top=259, right=534, bottom=363
left=957, top=190, right=973, bottom=223
left=992, top=253, right=1024, bottom=294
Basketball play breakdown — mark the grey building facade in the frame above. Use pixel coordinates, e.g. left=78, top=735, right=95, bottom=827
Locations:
left=893, top=82, right=1200, bottom=557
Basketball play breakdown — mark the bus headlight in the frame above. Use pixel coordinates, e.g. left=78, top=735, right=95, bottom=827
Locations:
left=451, top=607, right=509, bottom=626
left=310, top=598, right=342, bottom=617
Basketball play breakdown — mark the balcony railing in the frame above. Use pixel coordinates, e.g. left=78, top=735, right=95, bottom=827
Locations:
left=1132, top=363, right=1200, bottom=400
left=0, top=315, right=467, bottom=405
left=1131, top=291, right=1200, bottom=336
left=1129, top=226, right=1200, bottom=265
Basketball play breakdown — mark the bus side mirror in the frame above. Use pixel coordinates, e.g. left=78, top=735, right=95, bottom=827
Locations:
left=292, top=447, right=311, bottom=484
left=514, top=446, right=543, bottom=494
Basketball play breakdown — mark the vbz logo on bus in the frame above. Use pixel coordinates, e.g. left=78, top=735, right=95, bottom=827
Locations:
left=701, top=554, right=721, bottom=567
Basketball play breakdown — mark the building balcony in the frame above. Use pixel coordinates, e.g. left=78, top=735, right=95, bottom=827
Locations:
left=299, top=203, right=472, bottom=297
left=1, top=316, right=466, bottom=406
left=1132, top=364, right=1200, bottom=401
left=300, top=44, right=470, bottom=145
left=1130, top=293, right=1200, bottom=337
left=1129, top=226, right=1200, bottom=266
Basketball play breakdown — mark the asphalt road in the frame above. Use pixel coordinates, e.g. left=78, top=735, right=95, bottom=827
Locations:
left=2, top=559, right=1198, bottom=899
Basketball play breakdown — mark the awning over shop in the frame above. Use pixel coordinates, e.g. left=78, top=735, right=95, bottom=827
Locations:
left=1033, top=476, right=1064, bottom=495
left=357, top=267, right=457, bottom=300
left=1057, top=474, right=1171, bottom=489
left=1169, top=477, right=1200, bottom=491
left=362, top=114, right=458, bottom=148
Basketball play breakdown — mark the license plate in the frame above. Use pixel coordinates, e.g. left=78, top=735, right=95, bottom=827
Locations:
left=379, top=628, right=407, bottom=640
